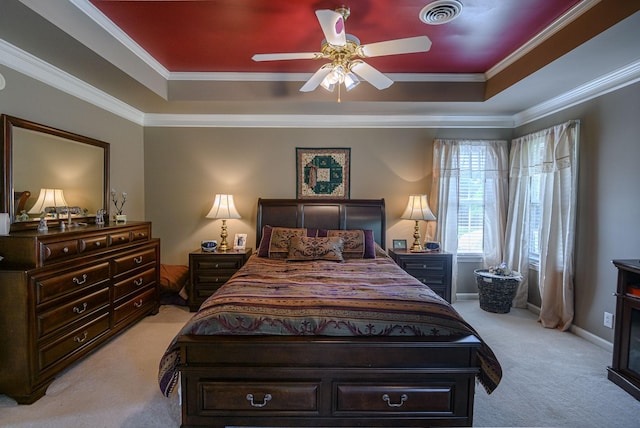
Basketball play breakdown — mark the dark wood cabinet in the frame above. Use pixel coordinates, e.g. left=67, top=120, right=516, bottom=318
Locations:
left=609, top=259, right=640, bottom=401
left=0, top=222, right=160, bottom=404
left=388, top=249, right=453, bottom=303
left=188, top=248, right=252, bottom=311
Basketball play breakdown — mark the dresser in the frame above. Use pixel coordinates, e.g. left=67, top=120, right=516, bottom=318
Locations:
left=388, top=249, right=453, bottom=303
left=188, top=248, right=252, bottom=311
left=0, top=222, right=160, bottom=404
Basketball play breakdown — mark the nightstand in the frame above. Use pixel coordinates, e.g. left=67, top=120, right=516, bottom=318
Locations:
left=388, top=249, right=453, bottom=303
left=188, top=248, right=252, bottom=311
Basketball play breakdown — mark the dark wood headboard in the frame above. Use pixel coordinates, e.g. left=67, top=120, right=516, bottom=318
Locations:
left=257, top=199, right=386, bottom=247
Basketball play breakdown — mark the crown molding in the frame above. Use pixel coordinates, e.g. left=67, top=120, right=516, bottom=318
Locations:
left=142, top=113, right=514, bottom=129
left=0, top=39, right=145, bottom=125
left=513, top=59, right=640, bottom=126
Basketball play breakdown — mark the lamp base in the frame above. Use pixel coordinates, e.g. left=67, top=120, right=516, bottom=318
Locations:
left=410, top=220, right=423, bottom=252
left=219, top=219, right=230, bottom=252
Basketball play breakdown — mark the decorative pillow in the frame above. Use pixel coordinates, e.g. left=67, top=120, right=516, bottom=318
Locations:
left=324, top=229, right=376, bottom=259
left=287, top=236, right=344, bottom=262
left=258, top=225, right=318, bottom=257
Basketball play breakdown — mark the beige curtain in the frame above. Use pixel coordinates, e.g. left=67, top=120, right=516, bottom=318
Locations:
left=504, top=120, right=579, bottom=330
left=431, top=140, right=509, bottom=300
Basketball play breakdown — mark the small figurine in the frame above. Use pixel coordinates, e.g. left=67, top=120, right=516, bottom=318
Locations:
left=96, top=209, right=105, bottom=225
left=38, top=217, right=48, bottom=232
left=17, top=210, right=29, bottom=222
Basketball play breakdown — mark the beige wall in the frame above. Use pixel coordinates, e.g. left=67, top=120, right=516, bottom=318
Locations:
left=143, top=127, right=511, bottom=265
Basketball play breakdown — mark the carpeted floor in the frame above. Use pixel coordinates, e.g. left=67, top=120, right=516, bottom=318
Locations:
left=0, top=301, right=638, bottom=427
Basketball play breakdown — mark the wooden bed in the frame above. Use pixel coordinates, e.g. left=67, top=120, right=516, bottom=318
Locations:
left=164, top=199, right=499, bottom=428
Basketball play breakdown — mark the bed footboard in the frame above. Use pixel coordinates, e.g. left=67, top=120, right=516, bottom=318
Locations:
left=177, top=335, right=481, bottom=427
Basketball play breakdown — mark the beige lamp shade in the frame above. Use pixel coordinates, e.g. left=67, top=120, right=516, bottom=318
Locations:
left=401, top=194, right=436, bottom=221
left=206, top=194, right=241, bottom=220
left=206, top=194, right=241, bottom=252
left=28, top=188, right=68, bottom=214
left=401, top=194, right=435, bottom=251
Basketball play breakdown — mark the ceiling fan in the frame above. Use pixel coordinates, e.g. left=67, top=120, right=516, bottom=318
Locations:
left=252, top=6, right=432, bottom=98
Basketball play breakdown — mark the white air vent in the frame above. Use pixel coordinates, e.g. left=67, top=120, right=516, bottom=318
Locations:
left=419, top=0, right=463, bottom=25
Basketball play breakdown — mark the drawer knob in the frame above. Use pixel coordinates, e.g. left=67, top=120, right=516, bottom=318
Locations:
left=72, top=274, right=88, bottom=285
left=73, top=331, right=88, bottom=343
left=63, top=247, right=69, bottom=253
left=73, top=302, right=88, bottom=314
left=382, top=393, right=408, bottom=408
left=95, top=242, right=101, bottom=247
left=134, top=256, right=143, bottom=264
left=246, top=393, right=272, bottom=408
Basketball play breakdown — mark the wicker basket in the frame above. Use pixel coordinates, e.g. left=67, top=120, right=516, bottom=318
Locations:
left=474, top=269, right=521, bottom=313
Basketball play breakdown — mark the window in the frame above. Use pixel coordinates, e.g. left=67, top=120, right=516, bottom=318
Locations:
left=457, top=144, right=485, bottom=254
left=528, top=138, right=545, bottom=261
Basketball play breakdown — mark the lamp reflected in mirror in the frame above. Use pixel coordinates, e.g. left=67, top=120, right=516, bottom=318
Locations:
left=28, top=188, right=68, bottom=218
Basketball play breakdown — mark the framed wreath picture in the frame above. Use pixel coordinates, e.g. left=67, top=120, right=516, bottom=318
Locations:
left=296, top=148, right=350, bottom=199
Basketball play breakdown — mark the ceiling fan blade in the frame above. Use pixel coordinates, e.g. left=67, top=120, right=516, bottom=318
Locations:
left=299, top=65, right=332, bottom=92
left=360, top=36, right=432, bottom=57
left=316, top=10, right=346, bottom=46
left=252, top=52, right=319, bottom=62
left=351, top=62, right=394, bottom=90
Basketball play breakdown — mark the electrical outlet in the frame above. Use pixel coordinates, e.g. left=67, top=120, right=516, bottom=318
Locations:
left=604, top=312, right=614, bottom=329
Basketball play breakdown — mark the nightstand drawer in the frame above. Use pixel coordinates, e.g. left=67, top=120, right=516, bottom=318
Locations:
left=388, top=250, right=452, bottom=303
left=189, top=248, right=253, bottom=311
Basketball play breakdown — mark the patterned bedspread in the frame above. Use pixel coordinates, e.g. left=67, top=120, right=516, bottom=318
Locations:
left=158, top=252, right=502, bottom=396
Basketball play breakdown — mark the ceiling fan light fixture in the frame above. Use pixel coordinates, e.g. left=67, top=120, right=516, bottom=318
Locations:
left=344, top=71, right=360, bottom=91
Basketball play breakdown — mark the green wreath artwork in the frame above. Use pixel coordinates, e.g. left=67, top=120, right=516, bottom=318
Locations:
left=296, top=148, right=350, bottom=199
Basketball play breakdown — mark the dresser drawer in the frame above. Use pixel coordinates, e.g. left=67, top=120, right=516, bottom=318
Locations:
left=37, top=287, right=110, bottom=339
left=108, top=231, right=131, bottom=247
left=41, top=239, right=80, bottom=263
left=79, top=235, right=109, bottom=253
left=113, top=267, right=157, bottom=301
left=35, top=262, right=110, bottom=305
left=336, top=383, right=454, bottom=414
left=200, top=382, right=318, bottom=412
left=130, top=227, right=150, bottom=242
left=405, top=271, right=447, bottom=287
left=38, top=311, right=110, bottom=372
left=112, top=248, right=157, bottom=277
left=113, top=287, right=156, bottom=325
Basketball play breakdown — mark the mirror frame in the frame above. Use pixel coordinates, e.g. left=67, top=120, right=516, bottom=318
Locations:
left=1, top=114, right=110, bottom=232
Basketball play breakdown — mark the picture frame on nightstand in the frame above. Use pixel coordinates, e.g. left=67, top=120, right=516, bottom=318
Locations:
left=393, top=239, right=407, bottom=250
left=233, top=233, right=247, bottom=250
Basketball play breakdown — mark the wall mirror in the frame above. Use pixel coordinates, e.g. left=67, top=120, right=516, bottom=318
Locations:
left=1, top=115, right=109, bottom=232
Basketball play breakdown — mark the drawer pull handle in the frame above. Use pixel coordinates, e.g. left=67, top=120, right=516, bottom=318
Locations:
left=95, top=242, right=101, bottom=247
left=138, top=232, right=146, bottom=238
left=134, top=278, right=143, bottom=286
left=73, top=331, right=88, bottom=343
left=73, top=302, right=88, bottom=314
left=134, top=299, right=143, bottom=308
left=215, top=263, right=219, bottom=268
left=119, top=237, right=126, bottom=241
left=246, top=393, right=272, bottom=408
left=134, top=256, right=143, bottom=264
left=382, top=393, right=408, bottom=408
left=73, top=274, right=88, bottom=285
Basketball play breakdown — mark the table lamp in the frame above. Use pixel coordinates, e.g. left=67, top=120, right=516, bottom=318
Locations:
left=206, top=194, right=241, bottom=252
left=401, top=194, right=436, bottom=252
